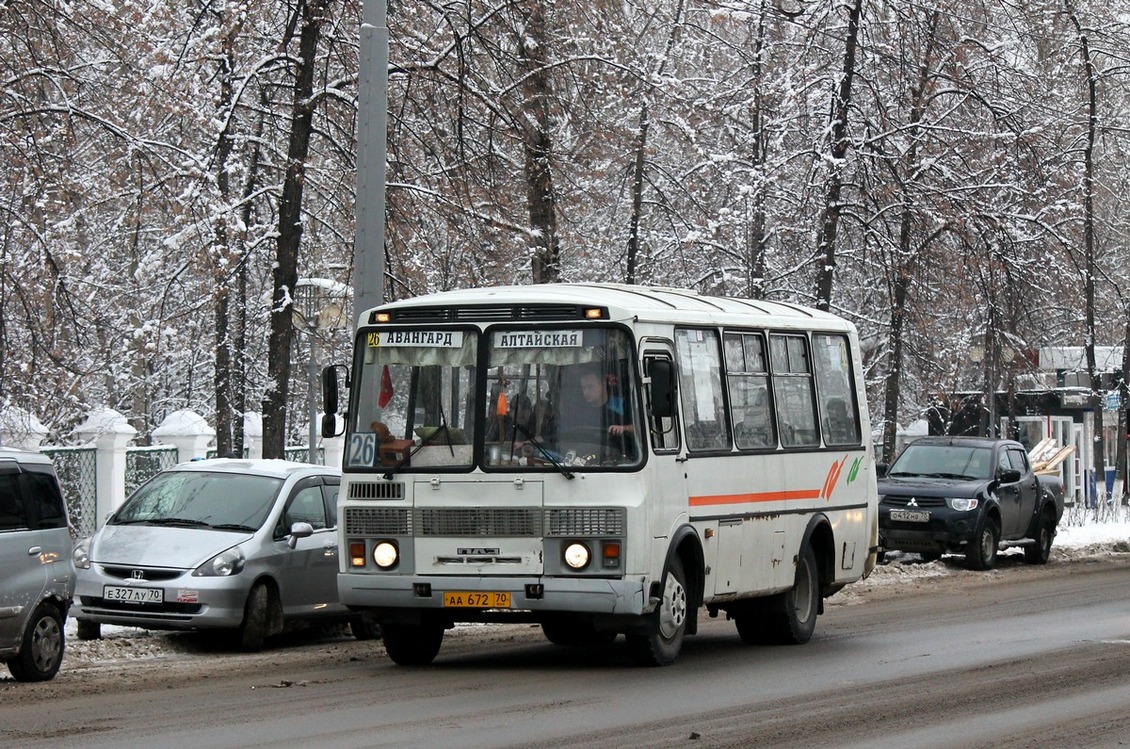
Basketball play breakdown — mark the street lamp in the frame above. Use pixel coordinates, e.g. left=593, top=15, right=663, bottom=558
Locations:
left=293, top=279, right=349, bottom=464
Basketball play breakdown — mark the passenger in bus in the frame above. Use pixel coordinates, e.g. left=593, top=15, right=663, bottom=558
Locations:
left=579, top=367, right=633, bottom=439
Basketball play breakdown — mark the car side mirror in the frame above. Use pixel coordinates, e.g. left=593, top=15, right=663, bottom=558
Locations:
left=876, top=463, right=888, bottom=478
left=287, top=521, right=314, bottom=549
left=998, top=468, right=1022, bottom=484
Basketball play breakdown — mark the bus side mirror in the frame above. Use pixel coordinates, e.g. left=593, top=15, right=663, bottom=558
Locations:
left=648, top=360, right=676, bottom=419
left=321, top=365, right=347, bottom=438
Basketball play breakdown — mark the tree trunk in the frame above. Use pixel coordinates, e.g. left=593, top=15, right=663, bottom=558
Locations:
left=213, top=28, right=237, bottom=458
left=1067, top=3, right=1106, bottom=501
left=517, top=3, right=560, bottom=284
left=262, top=0, right=331, bottom=458
left=813, top=0, right=863, bottom=311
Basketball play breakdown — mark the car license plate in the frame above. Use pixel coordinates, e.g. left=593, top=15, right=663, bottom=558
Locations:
left=443, top=591, right=511, bottom=608
left=103, top=585, right=164, bottom=604
left=890, top=509, right=930, bottom=523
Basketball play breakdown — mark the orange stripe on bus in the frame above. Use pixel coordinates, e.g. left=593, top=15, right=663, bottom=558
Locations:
left=689, top=489, right=822, bottom=506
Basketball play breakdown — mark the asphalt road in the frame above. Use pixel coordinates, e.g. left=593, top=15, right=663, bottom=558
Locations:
left=3, top=553, right=1129, bottom=749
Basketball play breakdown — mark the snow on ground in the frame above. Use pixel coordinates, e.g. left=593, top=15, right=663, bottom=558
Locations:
left=53, top=514, right=1130, bottom=669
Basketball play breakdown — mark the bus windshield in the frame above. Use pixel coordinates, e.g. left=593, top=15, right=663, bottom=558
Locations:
left=484, top=327, right=641, bottom=469
left=345, top=326, right=642, bottom=471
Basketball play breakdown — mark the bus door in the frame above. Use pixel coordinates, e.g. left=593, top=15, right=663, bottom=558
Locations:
left=640, top=344, right=686, bottom=563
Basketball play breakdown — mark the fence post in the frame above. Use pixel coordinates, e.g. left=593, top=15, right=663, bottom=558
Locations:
left=244, top=412, right=263, bottom=459
left=0, top=406, right=49, bottom=451
left=323, top=415, right=345, bottom=470
left=73, top=408, right=136, bottom=526
left=153, top=410, right=216, bottom=462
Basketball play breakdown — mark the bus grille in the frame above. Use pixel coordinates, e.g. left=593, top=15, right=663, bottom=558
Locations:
left=345, top=507, right=411, bottom=535
left=416, top=507, right=539, bottom=537
left=344, top=506, right=626, bottom=538
left=349, top=481, right=405, bottom=500
left=544, top=507, right=625, bottom=536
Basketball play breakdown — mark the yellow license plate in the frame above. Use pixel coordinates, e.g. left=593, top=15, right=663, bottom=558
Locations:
left=443, top=591, right=511, bottom=608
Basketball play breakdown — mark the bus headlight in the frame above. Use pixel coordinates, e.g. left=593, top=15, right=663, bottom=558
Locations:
left=563, top=542, right=591, bottom=570
left=373, top=541, right=399, bottom=569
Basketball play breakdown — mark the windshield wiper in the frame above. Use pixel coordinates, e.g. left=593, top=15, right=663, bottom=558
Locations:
left=211, top=523, right=257, bottom=532
left=507, top=419, right=574, bottom=480
left=887, top=471, right=919, bottom=477
left=922, top=472, right=970, bottom=480
left=145, top=517, right=210, bottom=527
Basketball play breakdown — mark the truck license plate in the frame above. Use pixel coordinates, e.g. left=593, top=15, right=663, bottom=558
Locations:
left=890, top=510, right=930, bottom=523
left=443, top=591, right=511, bottom=608
left=103, top=585, right=164, bottom=604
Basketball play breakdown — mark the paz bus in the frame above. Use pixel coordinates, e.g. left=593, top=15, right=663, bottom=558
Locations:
left=322, top=283, right=878, bottom=666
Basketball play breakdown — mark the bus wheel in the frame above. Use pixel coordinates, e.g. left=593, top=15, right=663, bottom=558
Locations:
left=762, top=544, right=820, bottom=645
left=382, top=622, right=444, bottom=666
left=627, top=556, right=688, bottom=666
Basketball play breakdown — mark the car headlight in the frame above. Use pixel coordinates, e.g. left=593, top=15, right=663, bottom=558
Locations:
left=193, top=547, right=246, bottom=577
left=563, top=542, right=591, bottom=570
left=946, top=497, right=979, bottom=512
left=72, top=539, right=91, bottom=570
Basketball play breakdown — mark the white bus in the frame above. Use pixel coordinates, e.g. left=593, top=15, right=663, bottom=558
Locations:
left=323, top=283, right=878, bottom=666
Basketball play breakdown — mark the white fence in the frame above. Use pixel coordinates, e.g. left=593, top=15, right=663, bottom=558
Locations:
left=0, top=407, right=343, bottom=536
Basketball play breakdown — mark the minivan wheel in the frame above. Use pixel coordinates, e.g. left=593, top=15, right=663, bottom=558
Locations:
left=77, top=619, right=102, bottom=641
left=237, top=583, right=270, bottom=652
left=7, top=602, right=65, bottom=682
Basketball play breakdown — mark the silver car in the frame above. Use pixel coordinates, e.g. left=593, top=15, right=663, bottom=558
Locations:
left=72, top=459, right=378, bottom=651
left=0, top=448, right=75, bottom=682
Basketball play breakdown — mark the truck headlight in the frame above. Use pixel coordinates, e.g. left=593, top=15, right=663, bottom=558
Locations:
left=946, top=497, right=979, bottom=512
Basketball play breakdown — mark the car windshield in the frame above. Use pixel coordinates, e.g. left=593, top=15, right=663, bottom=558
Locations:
left=112, top=471, right=283, bottom=530
left=889, top=443, right=992, bottom=480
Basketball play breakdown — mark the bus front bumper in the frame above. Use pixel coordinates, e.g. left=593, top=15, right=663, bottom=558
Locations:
left=338, top=573, right=649, bottom=618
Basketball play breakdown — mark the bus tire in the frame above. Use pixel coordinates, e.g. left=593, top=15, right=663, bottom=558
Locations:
left=762, top=544, right=819, bottom=645
left=382, top=622, right=444, bottom=666
left=626, top=556, right=688, bottom=666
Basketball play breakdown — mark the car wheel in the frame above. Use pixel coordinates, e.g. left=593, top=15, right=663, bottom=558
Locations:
left=626, top=556, right=689, bottom=666
left=966, top=517, right=1000, bottom=571
left=76, top=619, right=102, bottom=641
left=1024, top=510, right=1055, bottom=565
left=381, top=622, right=444, bottom=665
left=237, top=583, right=270, bottom=652
left=7, top=602, right=65, bottom=682
left=350, top=616, right=382, bottom=641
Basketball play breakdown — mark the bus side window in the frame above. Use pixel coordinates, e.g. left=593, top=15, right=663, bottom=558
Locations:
left=812, top=333, right=861, bottom=447
left=675, top=328, right=730, bottom=452
left=770, top=334, right=819, bottom=448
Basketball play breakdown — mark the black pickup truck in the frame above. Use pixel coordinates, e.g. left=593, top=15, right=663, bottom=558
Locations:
left=877, top=436, right=1065, bottom=570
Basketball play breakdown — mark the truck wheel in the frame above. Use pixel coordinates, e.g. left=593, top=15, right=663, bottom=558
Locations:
left=7, top=602, right=65, bottom=682
left=1024, top=510, right=1055, bottom=565
left=627, top=556, right=688, bottom=666
left=382, top=622, right=444, bottom=665
left=966, top=517, right=1000, bottom=571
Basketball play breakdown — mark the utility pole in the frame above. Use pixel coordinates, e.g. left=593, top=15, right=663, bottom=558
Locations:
left=353, top=1, right=388, bottom=324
